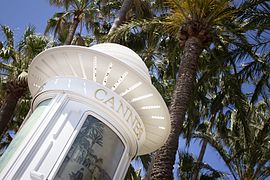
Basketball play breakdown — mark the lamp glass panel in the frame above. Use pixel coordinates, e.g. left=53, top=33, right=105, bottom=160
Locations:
left=54, top=115, right=125, bottom=180
left=0, top=99, right=52, bottom=173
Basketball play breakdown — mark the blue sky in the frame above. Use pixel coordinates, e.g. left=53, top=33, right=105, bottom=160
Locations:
left=0, top=0, right=59, bottom=39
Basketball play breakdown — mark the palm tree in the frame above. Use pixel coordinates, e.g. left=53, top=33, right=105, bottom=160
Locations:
left=125, top=167, right=142, bottom=180
left=109, top=0, right=134, bottom=34
left=45, top=11, right=70, bottom=44
left=185, top=41, right=270, bottom=178
left=189, top=96, right=224, bottom=180
left=194, top=91, right=270, bottom=179
left=106, top=2, right=232, bottom=177
left=46, top=0, right=114, bottom=44
left=109, top=0, right=153, bottom=34
left=149, top=0, right=239, bottom=178
left=0, top=25, right=49, bottom=137
left=101, top=0, right=269, bottom=178
left=177, top=150, right=226, bottom=179
left=192, top=0, right=270, bottom=176
left=125, top=154, right=151, bottom=180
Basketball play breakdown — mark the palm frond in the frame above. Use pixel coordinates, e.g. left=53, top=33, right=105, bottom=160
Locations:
left=106, top=18, right=164, bottom=43
left=0, top=25, right=14, bottom=49
left=251, top=74, right=269, bottom=103
left=49, top=0, right=73, bottom=10
left=192, top=131, right=238, bottom=179
left=177, top=150, right=227, bottom=179
left=165, top=0, right=235, bottom=36
left=45, top=12, right=70, bottom=37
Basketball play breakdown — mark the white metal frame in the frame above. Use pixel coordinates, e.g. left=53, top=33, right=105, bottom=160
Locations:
left=47, top=109, right=131, bottom=180
left=0, top=94, right=66, bottom=179
left=33, top=90, right=137, bottom=180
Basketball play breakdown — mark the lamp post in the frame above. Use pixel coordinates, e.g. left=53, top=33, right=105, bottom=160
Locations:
left=0, top=43, right=170, bottom=180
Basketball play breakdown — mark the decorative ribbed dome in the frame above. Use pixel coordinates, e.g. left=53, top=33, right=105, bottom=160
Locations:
left=90, top=43, right=151, bottom=83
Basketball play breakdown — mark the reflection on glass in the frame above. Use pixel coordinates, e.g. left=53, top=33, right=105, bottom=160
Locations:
left=55, top=115, right=125, bottom=180
left=0, top=99, right=52, bottom=173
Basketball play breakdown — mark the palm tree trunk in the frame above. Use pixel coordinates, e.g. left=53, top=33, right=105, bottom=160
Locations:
left=192, top=113, right=217, bottom=180
left=145, top=154, right=155, bottom=180
left=0, top=93, right=21, bottom=137
left=150, top=36, right=203, bottom=180
left=108, top=0, right=133, bottom=34
left=242, top=167, right=254, bottom=180
left=64, top=17, right=80, bottom=45
left=192, top=140, right=208, bottom=180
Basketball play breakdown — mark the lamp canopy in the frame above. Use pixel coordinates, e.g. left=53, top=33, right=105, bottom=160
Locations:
left=28, top=43, right=170, bottom=155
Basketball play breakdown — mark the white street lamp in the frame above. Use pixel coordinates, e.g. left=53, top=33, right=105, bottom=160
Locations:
left=0, top=43, right=170, bottom=180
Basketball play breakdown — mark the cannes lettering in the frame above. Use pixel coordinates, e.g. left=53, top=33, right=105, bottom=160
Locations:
left=94, top=89, right=144, bottom=140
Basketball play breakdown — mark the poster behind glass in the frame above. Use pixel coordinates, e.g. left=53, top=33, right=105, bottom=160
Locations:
left=54, top=115, right=125, bottom=180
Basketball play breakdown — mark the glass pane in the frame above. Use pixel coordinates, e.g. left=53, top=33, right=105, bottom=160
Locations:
left=54, top=115, right=125, bottom=180
left=0, top=99, right=52, bottom=173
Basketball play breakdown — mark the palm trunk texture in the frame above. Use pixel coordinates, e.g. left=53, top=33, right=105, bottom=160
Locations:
left=0, top=93, right=21, bottom=137
left=150, top=37, right=203, bottom=180
left=64, top=17, right=80, bottom=45
left=108, top=0, right=133, bottom=34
